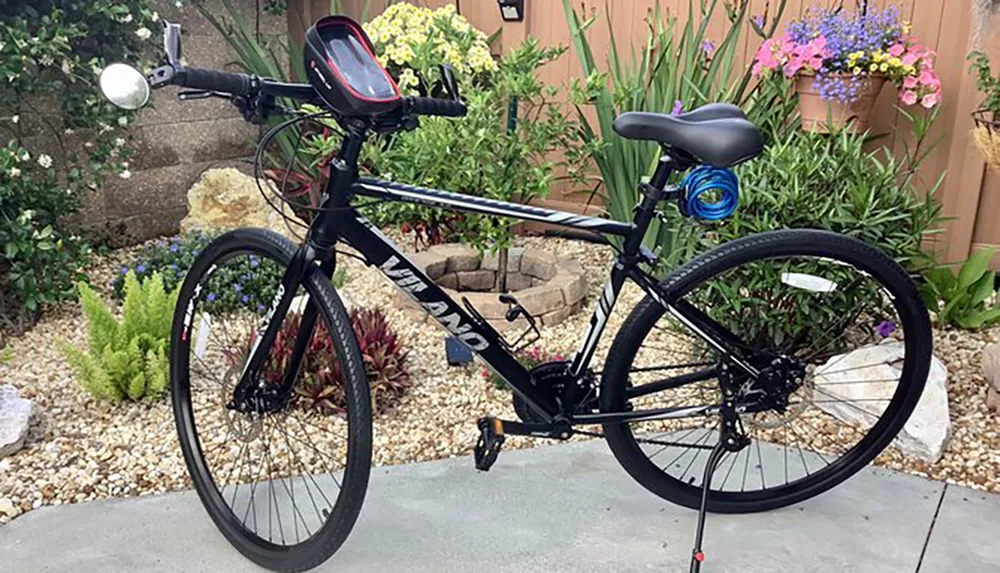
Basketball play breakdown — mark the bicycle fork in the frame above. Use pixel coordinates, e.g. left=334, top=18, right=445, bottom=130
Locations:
left=231, top=243, right=333, bottom=410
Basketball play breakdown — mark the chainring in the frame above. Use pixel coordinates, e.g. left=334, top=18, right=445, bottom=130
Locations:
left=512, top=361, right=598, bottom=423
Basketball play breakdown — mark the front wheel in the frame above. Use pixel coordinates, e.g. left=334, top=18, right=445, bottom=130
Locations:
left=601, top=230, right=932, bottom=514
left=169, top=228, right=372, bottom=572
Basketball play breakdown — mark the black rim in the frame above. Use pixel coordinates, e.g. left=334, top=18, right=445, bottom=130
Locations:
left=171, top=240, right=364, bottom=553
left=607, top=247, right=929, bottom=503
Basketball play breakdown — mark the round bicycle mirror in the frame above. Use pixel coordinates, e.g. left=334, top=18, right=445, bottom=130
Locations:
left=99, top=63, right=150, bottom=110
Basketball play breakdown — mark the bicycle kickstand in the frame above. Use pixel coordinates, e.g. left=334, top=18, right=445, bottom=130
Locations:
left=689, top=440, right=727, bottom=573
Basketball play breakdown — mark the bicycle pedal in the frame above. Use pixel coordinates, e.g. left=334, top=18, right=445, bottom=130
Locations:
left=473, top=416, right=505, bottom=471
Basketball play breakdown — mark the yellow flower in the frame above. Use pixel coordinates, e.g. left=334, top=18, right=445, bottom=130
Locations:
left=853, top=67, right=862, bottom=75
left=888, top=57, right=902, bottom=67
left=870, top=64, right=878, bottom=72
left=879, top=63, right=888, bottom=72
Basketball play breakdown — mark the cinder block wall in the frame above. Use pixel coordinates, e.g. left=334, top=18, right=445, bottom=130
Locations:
left=82, top=0, right=287, bottom=246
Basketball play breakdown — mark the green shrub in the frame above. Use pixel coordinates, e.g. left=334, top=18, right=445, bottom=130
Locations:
left=682, top=127, right=942, bottom=355
left=112, top=230, right=346, bottom=314
left=360, top=38, right=585, bottom=254
left=1, top=140, right=91, bottom=333
left=922, top=248, right=1000, bottom=329
left=58, top=271, right=177, bottom=401
left=1, top=0, right=158, bottom=334
left=725, top=127, right=942, bottom=270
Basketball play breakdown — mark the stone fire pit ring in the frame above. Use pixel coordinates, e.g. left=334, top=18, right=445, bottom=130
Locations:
left=395, top=244, right=587, bottom=331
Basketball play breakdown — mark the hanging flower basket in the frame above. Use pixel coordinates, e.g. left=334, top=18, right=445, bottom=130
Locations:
left=796, top=73, right=886, bottom=133
left=752, top=6, right=942, bottom=135
left=972, top=109, right=1000, bottom=170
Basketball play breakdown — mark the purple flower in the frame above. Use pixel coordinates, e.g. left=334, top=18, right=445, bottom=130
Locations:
left=241, top=294, right=250, bottom=303
left=136, top=264, right=146, bottom=274
left=170, top=243, right=179, bottom=253
left=702, top=40, right=715, bottom=57
left=207, top=293, right=216, bottom=302
left=192, top=249, right=200, bottom=256
left=169, top=263, right=179, bottom=270
left=249, top=256, right=260, bottom=268
left=876, top=320, right=897, bottom=338
left=671, top=100, right=684, bottom=116
left=233, top=283, right=242, bottom=293
left=121, top=267, right=129, bottom=275
left=753, top=14, right=765, bottom=29
left=256, top=304, right=265, bottom=312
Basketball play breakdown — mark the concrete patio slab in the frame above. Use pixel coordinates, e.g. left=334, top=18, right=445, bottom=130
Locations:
left=919, top=485, right=1000, bottom=573
left=0, top=439, right=973, bottom=573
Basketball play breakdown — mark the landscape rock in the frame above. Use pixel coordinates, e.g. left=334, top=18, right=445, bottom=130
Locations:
left=180, top=168, right=298, bottom=240
left=0, top=385, right=32, bottom=458
left=815, top=341, right=951, bottom=463
left=982, top=343, right=1000, bottom=413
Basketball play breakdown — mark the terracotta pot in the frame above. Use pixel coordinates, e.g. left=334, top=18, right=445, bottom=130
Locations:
left=795, top=73, right=886, bottom=133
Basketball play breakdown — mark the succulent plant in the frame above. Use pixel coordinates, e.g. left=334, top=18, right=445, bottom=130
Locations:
left=256, top=307, right=410, bottom=415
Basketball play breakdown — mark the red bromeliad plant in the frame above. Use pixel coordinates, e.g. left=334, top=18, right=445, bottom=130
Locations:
left=247, top=307, right=411, bottom=415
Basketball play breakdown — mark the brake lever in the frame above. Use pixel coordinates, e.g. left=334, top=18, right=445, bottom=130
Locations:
left=178, top=90, right=230, bottom=101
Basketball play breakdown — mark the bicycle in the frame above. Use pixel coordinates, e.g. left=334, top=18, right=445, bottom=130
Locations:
left=99, top=17, right=932, bottom=573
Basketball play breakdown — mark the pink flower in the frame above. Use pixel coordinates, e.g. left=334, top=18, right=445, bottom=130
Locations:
left=919, top=70, right=938, bottom=86
left=808, top=57, right=823, bottom=70
left=889, top=44, right=905, bottom=57
left=784, top=57, right=804, bottom=78
left=903, top=76, right=918, bottom=89
left=921, top=91, right=941, bottom=109
left=900, top=90, right=918, bottom=106
left=901, top=52, right=920, bottom=67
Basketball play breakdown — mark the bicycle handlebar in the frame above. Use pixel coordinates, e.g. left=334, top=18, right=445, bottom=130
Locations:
left=401, top=96, right=467, bottom=118
left=168, top=66, right=466, bottom=119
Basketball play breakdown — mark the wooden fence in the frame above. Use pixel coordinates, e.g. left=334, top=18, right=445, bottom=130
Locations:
left=315, top=0, right=999, bottom=266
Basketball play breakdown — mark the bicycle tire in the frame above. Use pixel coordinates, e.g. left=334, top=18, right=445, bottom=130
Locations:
left=600, top=229, right=932, bottom=514
left=169, top=228, right=372, bottom=571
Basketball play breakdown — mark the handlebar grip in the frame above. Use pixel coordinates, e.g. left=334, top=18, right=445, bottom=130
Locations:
left=177, top=67, right=253, bottom=96
left=402, top=96, right=467, bottom=118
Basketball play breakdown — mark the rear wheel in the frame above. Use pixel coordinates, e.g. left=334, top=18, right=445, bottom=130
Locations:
left=170, top=228, right=372, bottom=572
left=601, top=230, right=932, bottom=513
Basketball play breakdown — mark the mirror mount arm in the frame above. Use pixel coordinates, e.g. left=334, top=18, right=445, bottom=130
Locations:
left=147, top=64, right=177, bottom=89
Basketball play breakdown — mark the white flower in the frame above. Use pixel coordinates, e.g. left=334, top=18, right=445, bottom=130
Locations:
left=152, top=11, right=159, bottom=22
left=39, top=55, right=54, bottom=66
left=135, top=27, right=152, bottom=41
left=66, top=189, right=73, bottom=195
left=20, top=151, right=29, bottom=162
left=37, top=154, right=52, bottom=168
left=175, top=1, right=183, bottom=8
left=64, top=128, right=74, bottom=135
left=10, top=115, right=18, bottom=124
left=117, top=116, right=128, bottom=127
left=121, top=14, right=133, bottom=24
left=119, top=169, right=132, bottom=180
left=61, top=60, right=73, bottom=74
left=121, top=161, right=129, bottom=169
left=114, top=137, right=125, bottom=147
left=7, top=167, right=21, bottom=177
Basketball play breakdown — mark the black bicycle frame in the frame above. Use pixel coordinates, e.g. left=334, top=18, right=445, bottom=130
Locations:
left=235, top=127, right=759, bottom=426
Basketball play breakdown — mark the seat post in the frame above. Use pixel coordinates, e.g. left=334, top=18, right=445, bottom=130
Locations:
left=622, top=151, right=676, bottom=257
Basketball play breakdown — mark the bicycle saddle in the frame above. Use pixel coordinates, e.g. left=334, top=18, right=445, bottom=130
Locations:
left=613, top=103, right=765, bottom=168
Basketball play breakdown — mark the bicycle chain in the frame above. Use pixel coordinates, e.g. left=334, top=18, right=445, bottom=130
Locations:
left=572, top=428, right=716, bottom=450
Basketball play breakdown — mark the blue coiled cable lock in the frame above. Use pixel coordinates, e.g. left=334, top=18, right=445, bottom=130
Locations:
left=679, top=165, right=739, bottom=221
